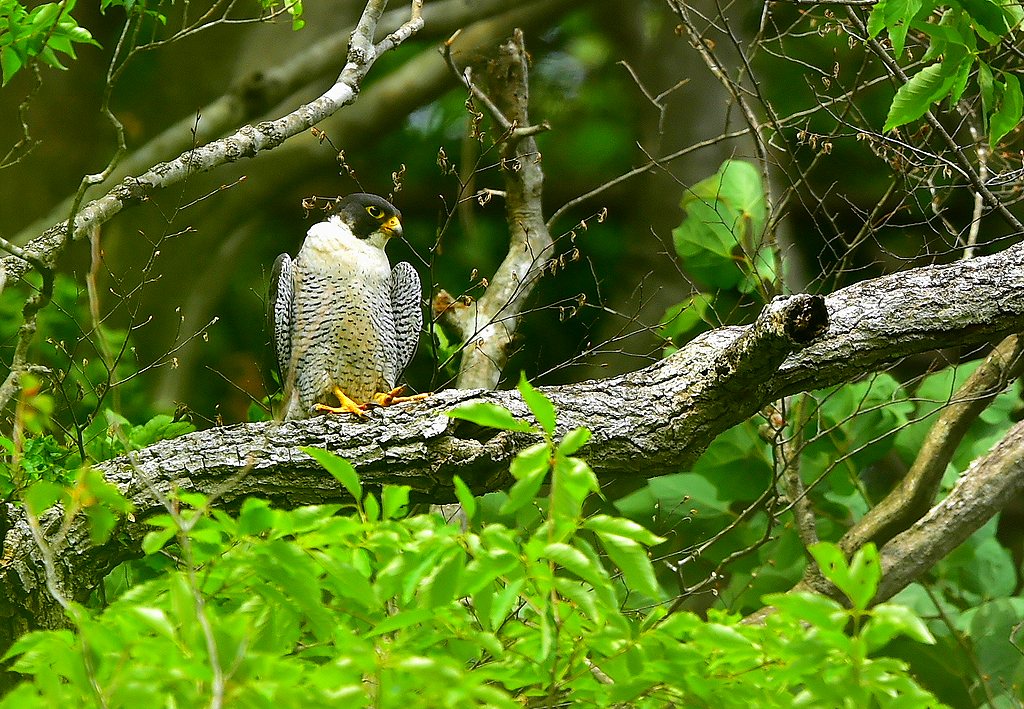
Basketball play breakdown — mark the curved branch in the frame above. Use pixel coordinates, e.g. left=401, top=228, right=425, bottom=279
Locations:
left=2, top=0, right=424, bottom=289
left=8, top=0, right=526, bottom=252
left=874, top=419, right=1024, bottom=602
left=841, top=333, right=1024, bottom=554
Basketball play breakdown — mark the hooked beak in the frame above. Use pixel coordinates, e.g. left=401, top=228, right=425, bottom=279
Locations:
left=381, top=215, right=403, bottom=238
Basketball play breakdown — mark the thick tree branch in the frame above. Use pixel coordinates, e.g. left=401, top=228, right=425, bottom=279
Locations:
left=0, top=293, right=824, bottom=645
left=1, top=238, right=1023, bottom=650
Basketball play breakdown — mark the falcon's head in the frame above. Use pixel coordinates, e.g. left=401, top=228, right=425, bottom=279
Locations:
left=332, top=193, right=403, bottom=249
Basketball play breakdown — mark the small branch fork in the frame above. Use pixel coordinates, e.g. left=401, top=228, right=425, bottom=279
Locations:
left=435, top=29, right=553, bottom=389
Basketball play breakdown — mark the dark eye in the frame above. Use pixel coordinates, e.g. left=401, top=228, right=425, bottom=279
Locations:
left=366, top=205, right=383, bottom=219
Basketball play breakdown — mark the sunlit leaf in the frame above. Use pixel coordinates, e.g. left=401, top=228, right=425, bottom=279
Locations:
left=382, top=485, right=410, bottom=520
left=518, top=373, right=556, bottom=436
left=452, top=475, right=477, bottom=521
left=500, top=443, right=550, bottom=515
left=884, top=63, right=956, bottom=130
left=584, top=514, right=665, bottom=547
left=25, top=480, right=63, bottom=516
left=556, top=427, right=591, bottom=457
left=596, top=532, right=664, bottom=600
left=990, top=72, right=1023, bottom=147
left=302, top=447, right=361, bottom=501
left=447, top=401, right=535, bottom=433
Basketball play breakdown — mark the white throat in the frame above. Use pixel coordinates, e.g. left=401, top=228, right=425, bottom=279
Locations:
left=299, top=215, right=391, bottom=272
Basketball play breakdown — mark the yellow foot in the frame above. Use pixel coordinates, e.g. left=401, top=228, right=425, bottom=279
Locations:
left=314, top=386, right=367, bottom=417
left=370, top=386, right=432, bottom=408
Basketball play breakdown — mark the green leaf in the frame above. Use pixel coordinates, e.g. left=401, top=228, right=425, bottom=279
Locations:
left=452, top=475, right=477, bottom=521
left=866, top=0, right=924, bottom=56
left=810, top=542, right=880, bottom=610
left=367, top=608, right=435, bottom=638
left=447, top=401, right=535, bottom=433
left=363, top=492, right=380, bottom=522
left=596, top=532, right=664, bottom=600
left=85, top=505, right=116, bottom=545
left=25, top=480, right=64, bottom=516
left=79, top=468, right=132, bottom=512
left=1, top=46, right=23, bottom=85
left=979, top=61, right=996, bottom=120
left=543, top=542, right=610, bottom=589
left=990, top=72, right=1023, bottom=147
left=550, top=455, right=598, bottom=528
left=302, top=447, right=361, bottom=501
left=518, top=373, right=556, bottom=436
left=238, top=498, right=274, bottom=536
left=763, top=591, right=846, bottom=630
left=948, top=54, right=973, bottom=105
left=142, top=525, right=177, bottom=555
left=960, top=0, right=1012, bottom=36
left=489, top=578, right=525, bottom=630
left=660, top=293, right=716, bottom=340
left=29, top=4, right=61, bottom=29
left=862, top=603, right=936, bottom=652
left=500, top=443, right=550, bottom=515
left=128, top=606, right=177, bottom=641
left=672, top=160, right=768, bottom=292
left=424, top=550, right=464, bottom=607
left=556, top=427, right=591, bottom=457
left=584, top=514, right=666, bottom=547
left=381, top=485, right=410, bottom=520
left=884, top=63, right=957, bottom=131
left=553, top=577, right=601, bottom=621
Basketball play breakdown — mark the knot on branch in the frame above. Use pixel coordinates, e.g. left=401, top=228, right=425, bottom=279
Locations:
left=770, top=294, right=828, bottom=344
left=110, top=176, right=151, bottom=205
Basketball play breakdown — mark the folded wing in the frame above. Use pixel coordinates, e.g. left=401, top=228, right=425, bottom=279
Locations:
left=390, top=260, right=422, bottom=378
left=268, top=253, right=294, bottom=382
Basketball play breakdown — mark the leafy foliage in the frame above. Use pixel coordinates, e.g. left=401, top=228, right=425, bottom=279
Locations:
left=0, top=0, right=99, bottom=85
left=871, top=1, right=1024, bottom=145
left=1, top=387, right=946, bottom=707
left=661, top=159, right=774, bottom=348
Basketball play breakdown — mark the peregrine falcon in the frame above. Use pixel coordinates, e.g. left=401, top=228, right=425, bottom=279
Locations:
left=269, top=193, right=423, bottom=420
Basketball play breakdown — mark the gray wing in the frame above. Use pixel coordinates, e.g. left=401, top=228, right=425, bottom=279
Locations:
left=268, top=253, right=293, bottom=381
left=390, top=261, right=422, bottom=377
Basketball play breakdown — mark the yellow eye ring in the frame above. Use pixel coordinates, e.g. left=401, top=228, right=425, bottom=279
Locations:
left=366, top=205, right=384, bottom=218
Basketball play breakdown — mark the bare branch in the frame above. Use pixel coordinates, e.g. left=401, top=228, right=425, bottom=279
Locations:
left=839, top=333, right=1024, bottom=555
